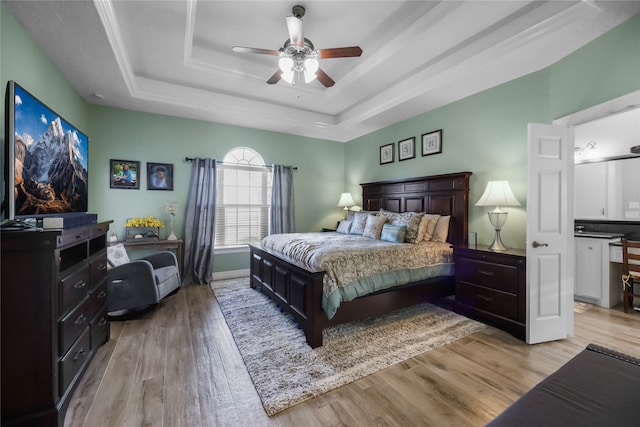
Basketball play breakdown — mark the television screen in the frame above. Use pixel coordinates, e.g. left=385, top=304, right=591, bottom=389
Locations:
left=4, top=81, right=88, bottom=221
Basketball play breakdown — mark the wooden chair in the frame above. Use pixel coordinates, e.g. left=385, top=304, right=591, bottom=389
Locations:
left=621, top=239, right=640, bottom=313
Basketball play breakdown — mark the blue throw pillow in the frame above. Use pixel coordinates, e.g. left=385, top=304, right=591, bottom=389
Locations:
left=380, top=224, right=407, bottom=243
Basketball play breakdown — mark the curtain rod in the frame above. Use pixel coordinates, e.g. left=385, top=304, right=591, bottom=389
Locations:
left=184, top=157, right=297, bottom=170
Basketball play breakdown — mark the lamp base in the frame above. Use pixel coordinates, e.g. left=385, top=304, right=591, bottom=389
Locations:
left=167, top=232, right=177, bottom=241
left=488, top=229, right=509, bottom=251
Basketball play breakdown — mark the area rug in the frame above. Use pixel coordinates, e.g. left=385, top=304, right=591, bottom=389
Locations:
left=210, top=277, right=486, bottom=416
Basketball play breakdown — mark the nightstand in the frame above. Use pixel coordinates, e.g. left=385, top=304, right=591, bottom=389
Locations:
left=453, top=245, right=526, bottom=340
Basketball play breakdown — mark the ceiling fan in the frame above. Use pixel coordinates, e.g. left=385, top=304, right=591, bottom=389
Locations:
left=232, top=5, right=362, bottom=88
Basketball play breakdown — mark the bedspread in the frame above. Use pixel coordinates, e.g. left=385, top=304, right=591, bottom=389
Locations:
left=260, top=232, right=454, bottom=318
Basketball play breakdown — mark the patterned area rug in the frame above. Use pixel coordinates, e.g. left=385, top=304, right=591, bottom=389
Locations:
left=210, top=277, right=486, bottom=416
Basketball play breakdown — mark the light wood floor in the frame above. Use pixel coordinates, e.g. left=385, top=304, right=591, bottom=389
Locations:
left=64, top=284, right=640, bottom=427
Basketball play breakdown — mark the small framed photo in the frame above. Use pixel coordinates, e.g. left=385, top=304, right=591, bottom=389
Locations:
left=110, top=159, right=140, bottom=189
left=398, top=137, right=416, bottom=161
left=422, top=129, right=443, bottom=156
left=380, top=143, right=394, bottom=165
left=147, top=162, right=174, bottom=191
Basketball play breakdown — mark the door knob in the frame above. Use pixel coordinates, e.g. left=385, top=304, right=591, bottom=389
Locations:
left=532, top=241, right=549, bottom=248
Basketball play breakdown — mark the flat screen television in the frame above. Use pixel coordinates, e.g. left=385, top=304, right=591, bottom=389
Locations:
left=3, top=81, right=89, bottom=225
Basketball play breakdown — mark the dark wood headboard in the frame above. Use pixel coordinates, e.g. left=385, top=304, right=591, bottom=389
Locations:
left=361, top=172, right=472, bottom=246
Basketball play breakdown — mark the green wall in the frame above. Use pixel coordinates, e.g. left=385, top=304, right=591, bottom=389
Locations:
left=2, top=2, right=639, bottom=267
left=345, top=12, right=640, bottom=249
left=88, top=105, right=345, bottom=272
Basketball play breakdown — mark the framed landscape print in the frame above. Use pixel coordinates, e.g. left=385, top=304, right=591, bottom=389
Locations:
left=110, top=159, right=140, bottom=189
left=147, top=162, right=174, bottom=191
left=422, top=129, right=443, bottom=156
left=380, top=143, right=394, bottom=165
left=398, top=137, right=415, bottom=161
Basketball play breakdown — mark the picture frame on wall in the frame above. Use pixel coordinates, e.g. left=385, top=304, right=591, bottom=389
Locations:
left=398, top=137, right=416, bottom=161
left=422, top=129, right=443, bottom=156
left=380, top=143, right=394, bottom=165
left=147, top=162, right=174, bottom=191
left=110, top=159, right=140, bottom=189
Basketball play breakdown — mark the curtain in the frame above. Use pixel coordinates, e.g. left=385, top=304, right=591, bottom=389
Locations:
left=269, top=165, right=295, bottom=234
left=184, top=158, right=216, bottom=284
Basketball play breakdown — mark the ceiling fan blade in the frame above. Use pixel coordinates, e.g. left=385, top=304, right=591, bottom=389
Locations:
left=316, top=68, right=335, bottom=88
left=286, top=16, right=304, bottom=47
left=318, top=46, right=363, bottom=59
left=267, top=70, right=283, bottom=85
left=232, top=46, right=280, bottom=56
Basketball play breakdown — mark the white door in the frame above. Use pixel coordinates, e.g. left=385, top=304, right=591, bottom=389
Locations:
left=526, top=123, right=574, bottom=344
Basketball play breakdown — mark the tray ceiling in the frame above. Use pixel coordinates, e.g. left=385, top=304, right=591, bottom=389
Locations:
left=5, top=1, right=640, bottom=142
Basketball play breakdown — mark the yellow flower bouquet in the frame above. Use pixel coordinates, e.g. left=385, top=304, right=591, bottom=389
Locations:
left=125, top=216, right=164, bottom=242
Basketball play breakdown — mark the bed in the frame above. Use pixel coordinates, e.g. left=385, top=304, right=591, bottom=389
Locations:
left=488, top=343, right=640, bottom=426
left=249, top=171, right=472, bottom=347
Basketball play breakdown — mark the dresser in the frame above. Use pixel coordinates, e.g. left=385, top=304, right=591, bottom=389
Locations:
left=453, top=245, right=526, bottom=340
left=1, top=221, right=111, bottom=427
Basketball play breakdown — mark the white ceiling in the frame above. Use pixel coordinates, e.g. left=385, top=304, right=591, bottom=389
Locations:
left=5, top=1, right=640, bottom=142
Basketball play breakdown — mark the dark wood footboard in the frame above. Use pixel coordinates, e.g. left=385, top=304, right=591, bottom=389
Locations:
left=249, top=244, right=454, bottom=348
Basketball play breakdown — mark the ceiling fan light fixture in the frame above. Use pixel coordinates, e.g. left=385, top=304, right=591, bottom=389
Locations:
left=281, top=69, right=295, bottom=84
left=278, top=56, right=293, bottom=73
left=304, top=58, right=318, bottom=83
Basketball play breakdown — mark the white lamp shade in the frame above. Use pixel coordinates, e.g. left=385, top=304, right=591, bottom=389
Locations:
left=337, top=192, right=356, bottom=208
left=475, top=181, right=520, bottom=207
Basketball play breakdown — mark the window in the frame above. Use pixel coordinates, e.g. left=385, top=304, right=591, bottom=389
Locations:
left=215, top=148, right=272, bottom=248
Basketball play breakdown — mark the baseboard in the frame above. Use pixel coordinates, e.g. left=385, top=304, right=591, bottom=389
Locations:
left=211, top=269, right=249, bottom=281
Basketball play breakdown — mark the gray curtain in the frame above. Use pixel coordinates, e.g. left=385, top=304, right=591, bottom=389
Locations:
left=270, top=165, right=295, bottom=234
left=184, top=158, right=217, bottom=284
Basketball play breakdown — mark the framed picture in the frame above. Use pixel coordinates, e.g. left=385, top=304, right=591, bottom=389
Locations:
left=110, top=159, right=140, bottom=189
left=380, top=143, right=394, bottom=165
left=398, top=137, right=416, bottom=161
left=422, top=129, right=443, bottom=156
left=147, top=162, right=174, bottom=191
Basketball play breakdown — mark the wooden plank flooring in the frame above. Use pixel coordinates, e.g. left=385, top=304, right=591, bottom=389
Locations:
left=64, top=284, right=640, bottom=427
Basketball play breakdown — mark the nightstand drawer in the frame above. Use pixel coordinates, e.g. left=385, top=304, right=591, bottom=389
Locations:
left=456, top=282, right=518, bottom=320
left=456, top=257, right=518, bottom=294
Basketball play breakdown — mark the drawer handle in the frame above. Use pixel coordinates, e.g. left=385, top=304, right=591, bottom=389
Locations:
left=73, top=280, right=87, bottom=289
left=73, top=348, right=87, bottom=362
left=98, top=263, right=107, bottom=271
left=477, top=294, right=494, bottom=303
left=478, top=270, right=494, bottom=277
left=98, top=318, right=108, bottom=326
left=97, top=290, right=107, bottom=299
left=74, top=314, right=87, bottom=325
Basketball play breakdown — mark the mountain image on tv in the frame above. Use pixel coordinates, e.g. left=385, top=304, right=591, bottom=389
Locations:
left=14, top=85, right=88, bottom=217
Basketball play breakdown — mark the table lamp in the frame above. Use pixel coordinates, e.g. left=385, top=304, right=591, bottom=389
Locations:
left=337, top=193, right=356, bottom=219
left=475, top=180, right=520, bottom=251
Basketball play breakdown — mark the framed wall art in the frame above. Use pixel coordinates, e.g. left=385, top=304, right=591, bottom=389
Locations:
left=380, top=143, right=394, bottom=165
left=422, top=129, right=443, bottom=156
left=147, top=162, right=174, bottom=191
left=110, top=159, right=140, bottom=189
left=398, top=137, right=416, bottom=161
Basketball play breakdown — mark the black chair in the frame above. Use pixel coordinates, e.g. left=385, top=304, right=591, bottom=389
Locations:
left=621, top=239, right=640, bottom=313
left=106, top=243, right=181, bottom=317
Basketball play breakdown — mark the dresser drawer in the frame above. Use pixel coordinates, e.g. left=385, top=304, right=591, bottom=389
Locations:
left=59, top=327, right=90, bottom=395
left=59, top=297, right=91, bottom=356
left=456, top=282, right=518, bottom=320
left=90, top=307, right=110, bottom=349
left=89, top=252, right=108, bottom=290
left=59, top=264, right=91, bottom=316
left=86, top=281, right=108, bottom=321
left=456, top=257, right=518, bottom=294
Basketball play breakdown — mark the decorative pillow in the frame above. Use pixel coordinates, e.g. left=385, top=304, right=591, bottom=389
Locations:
left=107, top=243, right=130, bottom=267
left=336, top=220, right=352, bottom=234
left=378, top=209, right=423, bottom=243
left=363, top=215, right=387, bottom=239
left=380, top=224, right=407, bottom=243
left=349, top=212, right=370, bottom=235
left=432, top=215, right=451, bottom=243
left=418, top=214, right=441, bottom=242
